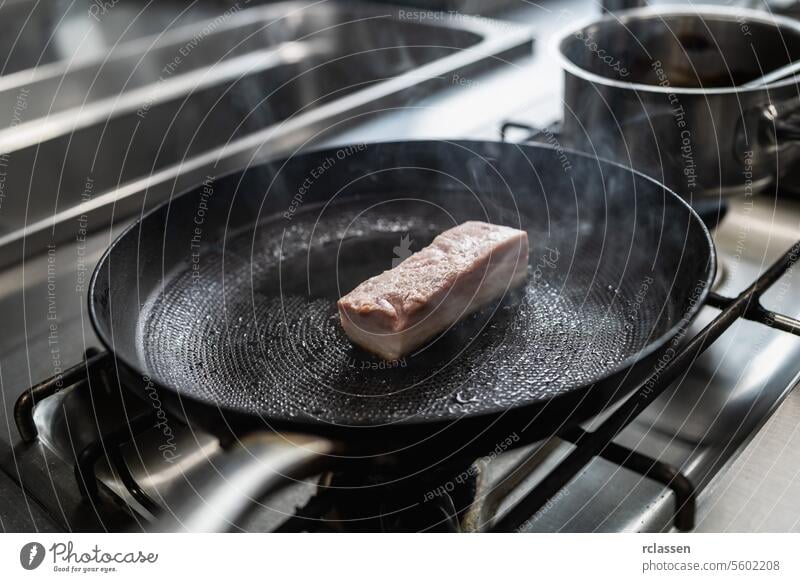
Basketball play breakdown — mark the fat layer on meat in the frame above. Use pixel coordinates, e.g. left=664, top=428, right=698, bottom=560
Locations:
left=337, top=221, right=529, bottom=360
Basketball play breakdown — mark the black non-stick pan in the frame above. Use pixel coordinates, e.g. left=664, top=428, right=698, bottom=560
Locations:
left=89, top=140, right=715, bottom=531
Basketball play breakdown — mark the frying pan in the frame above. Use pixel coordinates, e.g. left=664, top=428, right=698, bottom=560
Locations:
left=89, top=140, right=715, bottom=531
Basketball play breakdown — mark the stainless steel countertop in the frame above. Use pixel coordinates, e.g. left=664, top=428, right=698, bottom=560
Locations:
left=696, top=388, right=800, bottom=532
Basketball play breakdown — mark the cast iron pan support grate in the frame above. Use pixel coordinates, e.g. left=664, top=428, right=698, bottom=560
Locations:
left=14, top=349, right=109, bottom=443
left=490, top=241, right=800, bottom=532
left=75, top=412, right=161, bottom=515
left=560, top=427, right=696, bottom=531
left=14, top=349, right=161, bottom=514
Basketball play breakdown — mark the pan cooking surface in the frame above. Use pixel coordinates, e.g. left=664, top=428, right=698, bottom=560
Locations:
left=140, top=198, right=670, bottom=426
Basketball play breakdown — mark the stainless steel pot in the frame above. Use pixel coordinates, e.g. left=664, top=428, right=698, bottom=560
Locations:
left=554, top=5, right=800, bottom=198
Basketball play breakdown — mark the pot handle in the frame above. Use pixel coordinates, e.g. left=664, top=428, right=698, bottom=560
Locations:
left=755, top=101, right=800, bottom=152
left=773, top=112, right=800, bottom=144
left=146, top=432, right=337, bottom=532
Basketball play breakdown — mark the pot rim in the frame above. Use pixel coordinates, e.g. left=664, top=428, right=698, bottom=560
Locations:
left=552, top=3, right=800, bottom=95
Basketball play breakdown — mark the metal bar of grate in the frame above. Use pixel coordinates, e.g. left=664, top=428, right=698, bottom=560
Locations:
left=75, top=411, right=158, bottom=514
left=561, top=427, right=695, bottom=531
left=14, top=350, right=110, bottom=443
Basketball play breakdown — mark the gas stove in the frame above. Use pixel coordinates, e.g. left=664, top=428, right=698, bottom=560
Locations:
left=1, top=0, right=800, bottom=533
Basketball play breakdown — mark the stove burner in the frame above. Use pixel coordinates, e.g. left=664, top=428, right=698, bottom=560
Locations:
left=314, top=464, right=478, bottom=532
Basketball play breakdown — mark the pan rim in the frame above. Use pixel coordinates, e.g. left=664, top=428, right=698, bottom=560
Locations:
left=87, top=138, right=717, bottom=433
